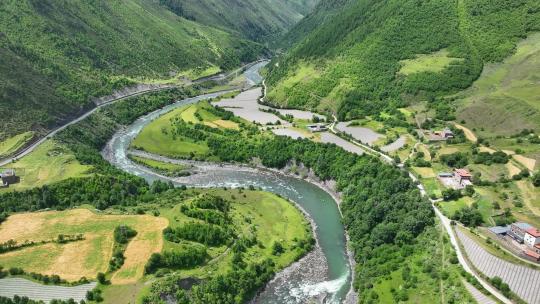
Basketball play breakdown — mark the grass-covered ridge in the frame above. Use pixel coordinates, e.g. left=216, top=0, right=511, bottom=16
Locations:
left=0, top=0, right=264, bottom=140
left=457, top=32, right=540, bottom=135
left=266, top=0, right=540, bottom=120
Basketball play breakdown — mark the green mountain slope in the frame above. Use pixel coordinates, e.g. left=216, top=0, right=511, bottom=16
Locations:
left=157, top=0, right=319, bottom=42
left=0, top=0, right=265, bottom=140
left=266, top=0, right=540, bottom=122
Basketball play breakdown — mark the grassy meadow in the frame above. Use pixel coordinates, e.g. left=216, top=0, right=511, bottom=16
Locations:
left=131, top=101, right=241, bottom=159
left=398, top=49, right=464, bottom=76
left=131, top=104, right=210, bottom=158
left=457, top=33, right=540, bottom=136
left=0, top=131, right=34, bottom=158
left=156, top=189, right=311, bottom=279
left=0, top=140, right=91, bottom=192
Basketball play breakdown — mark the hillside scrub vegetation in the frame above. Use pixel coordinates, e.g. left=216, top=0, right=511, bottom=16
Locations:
left=157, top=0, right=319, bottom=42
left=266, top=0, right=540, bottom=120
left=0, top=0, right=264, bottom=140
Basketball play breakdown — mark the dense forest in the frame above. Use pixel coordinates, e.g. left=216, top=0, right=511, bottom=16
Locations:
left=266, top=0, right=540, bottom=120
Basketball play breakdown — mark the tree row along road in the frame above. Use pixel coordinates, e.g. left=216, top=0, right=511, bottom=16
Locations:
left=0, top=60, right=266, bottom=167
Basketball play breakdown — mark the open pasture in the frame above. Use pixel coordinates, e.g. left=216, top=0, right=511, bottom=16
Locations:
left=0, top=140, right=91, bottom=192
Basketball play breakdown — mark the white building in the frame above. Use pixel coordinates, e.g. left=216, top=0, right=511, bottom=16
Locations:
left=524, top=227, right=540, bottom=247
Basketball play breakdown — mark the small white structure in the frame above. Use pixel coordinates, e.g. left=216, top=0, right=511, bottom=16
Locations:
left=525, top=228, right=540, bottom=247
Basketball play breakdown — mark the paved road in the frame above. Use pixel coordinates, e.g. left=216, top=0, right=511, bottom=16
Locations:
left=0, top=60, right=266, bottom=167
left=434, top=208, right=513, bottom=304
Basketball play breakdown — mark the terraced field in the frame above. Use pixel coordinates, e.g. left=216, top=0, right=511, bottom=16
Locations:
left=456, top=229, right=540, bottom=304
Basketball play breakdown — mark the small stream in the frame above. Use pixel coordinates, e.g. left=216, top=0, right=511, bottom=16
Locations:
left=103, top=63, right=353, bottom=303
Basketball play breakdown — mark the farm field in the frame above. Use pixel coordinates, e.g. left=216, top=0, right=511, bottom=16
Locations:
left=0, top=185, right=311, bottom=302
left=0, top=208, right=167, bottom=283
left=0, top=140, right=91, bottom=192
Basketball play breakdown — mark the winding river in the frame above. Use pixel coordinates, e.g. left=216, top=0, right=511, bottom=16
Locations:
left=103, top=62, right=352, bottom=303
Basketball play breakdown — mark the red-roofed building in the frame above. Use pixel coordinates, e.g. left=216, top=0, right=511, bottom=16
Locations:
left=524, top=249, right=540, bottom=261
left=524, top=227, right=540, bottom=247
left=453, top=168, right=472, bottom=187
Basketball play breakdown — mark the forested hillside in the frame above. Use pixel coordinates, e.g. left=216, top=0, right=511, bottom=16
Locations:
left=0, top=0, right=316, bottom=142
left=158, top=0, right=319, bottom=42
left=266, top=0, right=540, bottom=121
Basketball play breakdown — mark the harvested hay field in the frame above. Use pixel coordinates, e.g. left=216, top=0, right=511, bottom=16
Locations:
left=0, top=209, right=168, bottom=283
left=505, top=162, right=521, bottom=177
left=512, top=154, right=537, bottom=171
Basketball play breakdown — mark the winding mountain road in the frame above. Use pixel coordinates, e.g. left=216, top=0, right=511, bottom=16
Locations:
left=0, top=61, right=265, bottom=167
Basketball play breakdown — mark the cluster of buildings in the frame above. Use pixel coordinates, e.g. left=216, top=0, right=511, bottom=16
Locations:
left=0, top=169, right=18, bottom=187
left=438, top=168, right=473, bottom=189
left=490, top=222, right=540, bottom=261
